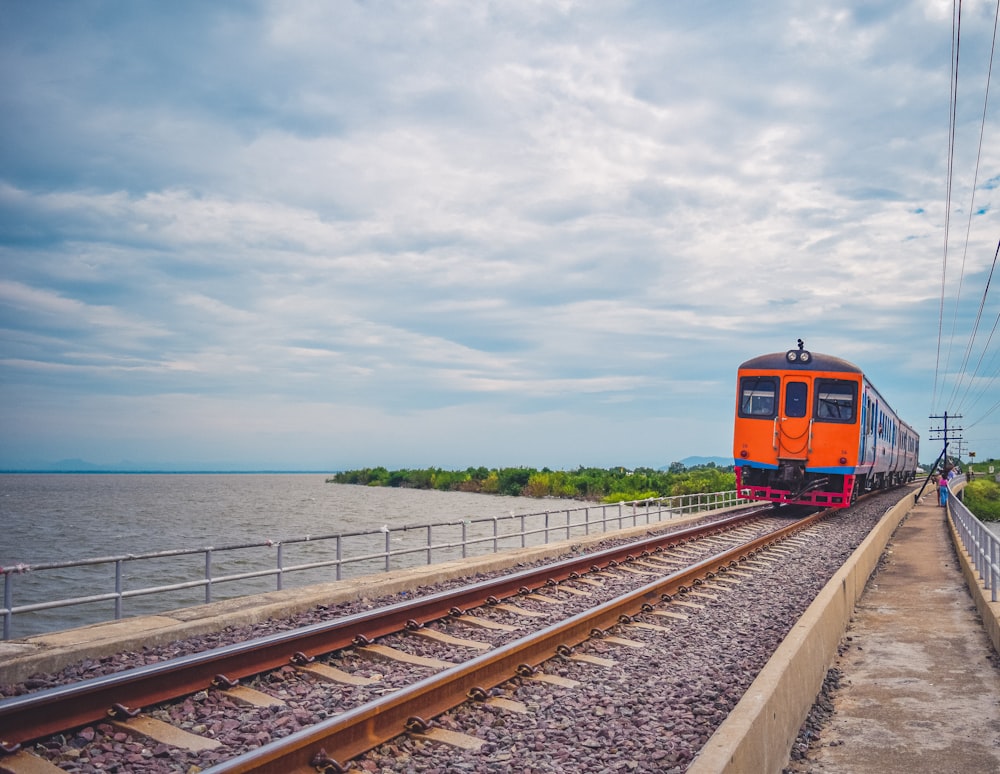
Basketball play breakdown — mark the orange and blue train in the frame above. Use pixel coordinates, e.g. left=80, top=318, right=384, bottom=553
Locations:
left=732, top=343, right=919, bottom=508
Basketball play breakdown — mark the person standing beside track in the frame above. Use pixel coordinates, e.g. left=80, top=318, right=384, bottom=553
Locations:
left=938, top=474, right=950, bottom=508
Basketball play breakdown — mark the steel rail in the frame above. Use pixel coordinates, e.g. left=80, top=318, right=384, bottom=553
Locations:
left=0, top=507, right=774, bottom=749
left=202, top=509, right=826, bottom=773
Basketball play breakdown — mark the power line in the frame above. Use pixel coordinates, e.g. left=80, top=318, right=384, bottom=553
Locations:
left=947, top=1, right=1000, bottom=412
left=934, top=0, right=963, bottom=409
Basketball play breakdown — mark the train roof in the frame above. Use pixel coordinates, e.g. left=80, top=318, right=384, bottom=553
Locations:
left=738, top=351, right=863, bottom=373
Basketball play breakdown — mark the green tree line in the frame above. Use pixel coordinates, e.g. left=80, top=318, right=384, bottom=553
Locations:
left=327, top=463, right=736, bottom=503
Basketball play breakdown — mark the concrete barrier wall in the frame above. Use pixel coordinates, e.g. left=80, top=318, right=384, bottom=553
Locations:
left=688, top=492, right=915, bottom=774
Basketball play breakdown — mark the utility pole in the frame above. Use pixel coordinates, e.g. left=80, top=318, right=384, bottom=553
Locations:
left=929, top=411, right=963, bottom=470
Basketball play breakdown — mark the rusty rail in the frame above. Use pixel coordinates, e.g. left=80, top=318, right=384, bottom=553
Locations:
left=202, top=510, right=826, bottom=773
left=0, top=509, right=776, bottom=749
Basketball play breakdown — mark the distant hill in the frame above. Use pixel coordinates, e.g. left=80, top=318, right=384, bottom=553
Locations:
left=0, top=458, right=328, bottom=473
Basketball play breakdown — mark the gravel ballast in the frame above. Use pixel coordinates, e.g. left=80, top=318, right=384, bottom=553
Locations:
left=2, top=494, right=903, bottom=773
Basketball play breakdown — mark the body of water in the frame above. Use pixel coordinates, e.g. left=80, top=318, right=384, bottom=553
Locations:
left=0, top=474, right=560, bottom=638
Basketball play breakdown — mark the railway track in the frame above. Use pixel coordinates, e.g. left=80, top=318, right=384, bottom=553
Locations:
left=1, top=505, right=827, bottom=773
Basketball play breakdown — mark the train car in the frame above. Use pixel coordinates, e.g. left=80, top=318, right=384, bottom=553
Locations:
left=733, top=342, right=919, bottom=508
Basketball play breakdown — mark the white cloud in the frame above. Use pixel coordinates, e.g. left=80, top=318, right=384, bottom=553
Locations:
left=1, top=1, right=999, bottom=468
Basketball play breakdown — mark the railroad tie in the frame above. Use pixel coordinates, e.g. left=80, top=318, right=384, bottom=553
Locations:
left=555, top=585, right=591, bottom=597
left=626, top=621, right=671, bottom=634
left=670, top=599, right=705, bottom=610
left=651, top=610, right=689, bottom=621
left=220, top=685, right=287, bottom=707
left=492, top=602, right=546, bottom=618
left=633, top=559, right=674, bottom=571
left=109, top=715, right=222, bottom=753
left=357, top=643, right=453, bottom=670
left=700, top=581, right=734, bottom=591
left=570, top=577, right=604, bottom=587
left=0, top=750, right=66, bottom=774
left=452, top=614, right=518, bottom=632
left=297, top=662, right=382, bottom=686
left=615, top=565, right=660, bottom=577
left=568, top=652, right=618, bottom=667
left=410, top=627, right=491, bottom=650
left=601, top=635, right=645, bottom=649
left=525, top=592, right=562, bottom=604
left=529, top=672, right=580, bottom=688
left=484, top=696, right=530, bottom=713
left=408, top=726, right=484, bottom=751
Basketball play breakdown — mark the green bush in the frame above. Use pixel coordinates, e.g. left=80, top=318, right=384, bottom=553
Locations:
left=962, top=478, right=1000, bottom=522
left=328, top=463, right=736, bottom=501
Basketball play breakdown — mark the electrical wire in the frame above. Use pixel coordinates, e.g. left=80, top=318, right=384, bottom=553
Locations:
left=947, top=2, right=1000, bottom=413
left=934, top=0, right=963, bottom=410
left=954, top=240, right=1000, bottom=416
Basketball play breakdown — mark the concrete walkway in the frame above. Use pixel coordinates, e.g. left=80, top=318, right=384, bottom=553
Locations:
left=794, top=494, right=1000, bottom=773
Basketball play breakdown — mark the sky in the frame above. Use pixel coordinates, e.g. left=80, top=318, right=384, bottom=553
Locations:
left=1, top=1, right=999, bottom=472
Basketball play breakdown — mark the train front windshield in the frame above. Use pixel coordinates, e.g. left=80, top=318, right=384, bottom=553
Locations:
left=815, top=380, right=857, bottom=422
left=739, top=376, right=778, bottom=417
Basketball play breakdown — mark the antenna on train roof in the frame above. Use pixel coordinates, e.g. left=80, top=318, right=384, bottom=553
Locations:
left=797, top=339, right=804, bottom=350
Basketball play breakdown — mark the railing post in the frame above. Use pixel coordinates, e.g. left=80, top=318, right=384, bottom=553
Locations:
left=426, top=525, right=432, bottom=565
left=520, top=515, right=526, bottom=548
left=277, top=543, right=284, bottom=592
left=585, top=506, right=591, bottom=536
left=114, top=560, right=123, bottom=619
left=975, top=522, right=985, bottom=581
left=493, top=517, right=499, bottom=553
left=205, top=550, right=213, bottom=604
left=384, top=529, right=391, bottom=571
left=544, top=512, right=550, bottom=544
left=3, top=573, right=11, bottom=641
left=991, top=538, right=998, bottom=603
left=565, top=509, right=571, bottom=539
left=336, top=536, right=343, bottom=581
left=462, top=520, right=468, bottom=559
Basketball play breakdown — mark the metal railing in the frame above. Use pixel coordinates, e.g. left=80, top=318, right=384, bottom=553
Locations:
left=948, top=477, right=1000, bottom=604
left=1, top=490, right=746, bottom=640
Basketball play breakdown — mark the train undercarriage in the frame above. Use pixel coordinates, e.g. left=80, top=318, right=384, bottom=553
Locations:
left=737, top=461, right=915, bottom=509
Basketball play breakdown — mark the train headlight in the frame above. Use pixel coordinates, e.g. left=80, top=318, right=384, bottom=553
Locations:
left=799, top=350, right=811, bottom=363
left=740, top=450, right=748, bottom=458
left=839, top=456, right=848, bottom=464
left=786, top=350, right=799, bottom=362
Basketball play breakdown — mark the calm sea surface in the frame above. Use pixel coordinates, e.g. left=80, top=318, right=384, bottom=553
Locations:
left=0, top=474, right=558, bottom=638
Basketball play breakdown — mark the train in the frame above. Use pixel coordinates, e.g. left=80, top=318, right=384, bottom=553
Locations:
left=732, top=342, right=919, bottom=508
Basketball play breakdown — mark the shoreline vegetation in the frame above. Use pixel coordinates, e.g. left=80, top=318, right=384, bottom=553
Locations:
left=963, top=459, right=1000, bottom=522
left=327, top=463, right=736, bottom=504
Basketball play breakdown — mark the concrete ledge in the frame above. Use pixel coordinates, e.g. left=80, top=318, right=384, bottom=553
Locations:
left=688, top=491, right=916, bottom=774
left=1, top=511, right=713, bottom=686
left=948, top=514, right=1000, bottom=657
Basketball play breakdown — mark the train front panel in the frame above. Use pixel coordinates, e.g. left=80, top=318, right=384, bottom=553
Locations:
left=733, top=348, right=864, bottom=508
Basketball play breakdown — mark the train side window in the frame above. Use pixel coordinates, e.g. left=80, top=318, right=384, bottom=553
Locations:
left=739, top=376, right=778, bottom=417
left=785, top=381, right=808, bottom=418
left=815, top=379, right=857, bottom=423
